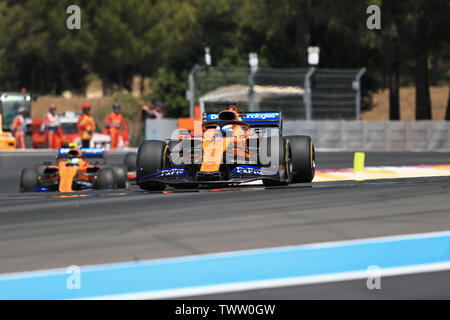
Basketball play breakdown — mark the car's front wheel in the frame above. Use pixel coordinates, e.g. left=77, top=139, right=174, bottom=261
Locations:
left=20, top=168, right=39, bottom=192
left=112, top=166, right=127, bottom=189
left=97, top=168, right=115, bottom=189
left=123, top=152, right=137, bottom=172
left=136, top=140, right=168, bottom=191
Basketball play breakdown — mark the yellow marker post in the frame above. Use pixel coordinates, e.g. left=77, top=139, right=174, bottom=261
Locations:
left=354, top=152, right=365, bottom=172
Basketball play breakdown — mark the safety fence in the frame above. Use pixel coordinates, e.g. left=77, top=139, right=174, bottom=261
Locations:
left=187, top=66, right=366, bottom=120
left=146, top=119, right=450, bottom=151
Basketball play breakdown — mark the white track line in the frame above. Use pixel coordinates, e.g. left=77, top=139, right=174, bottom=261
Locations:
left=86, top=261, right=450, bottom=300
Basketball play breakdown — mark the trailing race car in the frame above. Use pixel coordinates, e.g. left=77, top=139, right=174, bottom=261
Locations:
left=20, top=145, right=127, bottom=192
left=123, top=152, right=137, bottom=181
left=135, top=104, right=315, bottom=191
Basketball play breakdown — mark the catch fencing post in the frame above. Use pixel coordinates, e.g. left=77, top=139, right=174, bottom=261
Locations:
left=248, top=53, right=259, bottom=112
left=188, top=64, right=201, bottom=118
left=353, top=67, right=366, bottom=121
left=304, top=67, right=315, bottom=120
left=248, top=71, right=256, bottom=112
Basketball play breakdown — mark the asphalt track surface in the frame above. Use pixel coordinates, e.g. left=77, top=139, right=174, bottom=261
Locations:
left=0, top=151, right=449, bottom=299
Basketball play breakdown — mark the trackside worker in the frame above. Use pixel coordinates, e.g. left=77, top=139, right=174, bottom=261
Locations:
left=153, top=102, right=164, bottom=120
left=11, top=107, right=27, bottom=149
left=77, top=102, right=96, bottom=148
left=104, top=103, right=128, bottom=149
left=41, top=105, right=63, bottom=149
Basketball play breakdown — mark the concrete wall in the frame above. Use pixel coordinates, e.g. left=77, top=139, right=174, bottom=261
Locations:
left=283, top=121, right=450, bottom=151
left=146, top=119, right=450, bottom=151
left=145, top=119, right=179, bottom=141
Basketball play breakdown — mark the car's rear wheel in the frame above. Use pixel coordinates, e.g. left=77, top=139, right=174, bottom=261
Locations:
left=136, top=140, right=168, bottom=191
left=20, top=168, right=38, bottom=192
left=286, top=135, right=315, bottom=183
left=97, top=168, right=115, bottom=189
left=123, top=152, right=137, bottom=172
left=262, top=136, right=292, bottom=187
left=112, top=166, right=127, bottom=189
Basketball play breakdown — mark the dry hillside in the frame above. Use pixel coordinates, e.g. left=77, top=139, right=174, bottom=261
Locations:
left=362, top=86, right=449, bottom=121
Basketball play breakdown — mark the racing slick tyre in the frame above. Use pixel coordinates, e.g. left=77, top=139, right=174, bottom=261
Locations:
left=112, top=166, right=127, bottom=189
left=123, top=152, right=137, bottom=172
left=262, top=136, right=292, bottom=187
left=20, top=168, right=39, bottom=192
left=136, top=140, right=168, bottom=191
left=97, top=168, right=115, bottom=189
left=286, top=135, right=315, bottom=183
left=36, top=166, right=46, bottom=178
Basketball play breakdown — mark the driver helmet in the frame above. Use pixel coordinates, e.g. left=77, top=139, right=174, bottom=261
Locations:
left=68, top=158, right=80, bottom=165
left=221, top=124, right=235, bottom=135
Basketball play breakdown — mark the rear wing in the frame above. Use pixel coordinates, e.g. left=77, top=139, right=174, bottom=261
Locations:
left=203, top=112, right=282, bottom=128
left=58, top=147, right=106, bottom=159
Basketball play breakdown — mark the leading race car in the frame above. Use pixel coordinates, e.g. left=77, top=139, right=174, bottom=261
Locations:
left=20, top=144, right=127, bottom=192
left=136, top=103, right=315, bottom=191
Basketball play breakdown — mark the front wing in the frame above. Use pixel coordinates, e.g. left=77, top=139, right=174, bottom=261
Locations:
left=136, top=165, right=283, bottom=186
left=34, top=169, right=99, bottom=192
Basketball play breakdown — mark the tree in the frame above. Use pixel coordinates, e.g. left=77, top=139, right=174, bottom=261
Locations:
left=388, top=23, right=400, bottom=120
left=0, top=1, right=22, bottom=90
left=414, top=3, right=432, bottom=120
left=381, top=0, right=406, bottom=120
left=0, top=0, right=93, bottom=93
left=413, top=0, right=449, bottom=120
left=0, top=0, right=448, bottom=121
left=146, top=68, right=189, bottom=118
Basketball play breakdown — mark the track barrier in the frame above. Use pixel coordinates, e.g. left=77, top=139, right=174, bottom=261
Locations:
left=145, top=119, right=450, bottom=151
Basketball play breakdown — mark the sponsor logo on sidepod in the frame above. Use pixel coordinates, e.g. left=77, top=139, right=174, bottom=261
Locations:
left=158, top=168, right=187, bottom=177
left=233, top=166, right=262, bottom=175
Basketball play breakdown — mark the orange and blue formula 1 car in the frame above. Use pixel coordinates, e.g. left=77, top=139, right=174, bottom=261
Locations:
left=136, top=104, right=316, bottom=191
left=20, top=145, right=127, bottom=192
